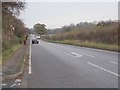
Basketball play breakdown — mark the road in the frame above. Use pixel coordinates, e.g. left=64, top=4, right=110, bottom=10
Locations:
left=2, top=39, right=119, bottom=88
left=28, top=40, right=119, bottom=88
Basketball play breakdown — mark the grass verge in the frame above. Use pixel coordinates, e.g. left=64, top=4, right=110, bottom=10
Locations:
left=2, top=44, right=21, bottom=63
left=44, top=39, right=118, bottom=52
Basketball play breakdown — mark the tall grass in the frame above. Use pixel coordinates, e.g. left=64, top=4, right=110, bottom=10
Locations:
left=42, top=21, right=119, bottom=51
left=50, top=40, right=118, bottom=52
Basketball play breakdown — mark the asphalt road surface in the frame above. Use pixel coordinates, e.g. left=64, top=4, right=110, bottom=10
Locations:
left=28, top=40, right=119, bottom=88
left=2, top=39, right=119, bottom=88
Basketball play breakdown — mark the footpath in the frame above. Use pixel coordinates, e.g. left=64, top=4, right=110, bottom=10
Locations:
left=2, top=41, right=29, bottom=81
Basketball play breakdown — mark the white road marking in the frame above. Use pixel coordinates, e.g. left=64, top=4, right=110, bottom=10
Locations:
left=58, top=45, right=95, bottom=58
left=10, top=79, right=22, bottom=88
left=71, top=52, right=82, bottom=58
left=110, top=61, right=118, bottom=65
left=80, top=53, right=95, bottom=58
left=10, top=83, right=16, bottom=87
left=29, top=36, right=32, bottom=74
left=15, top=79, right=22, bottom=83
left=2, top=83, right=7, bottom=86
left=88, top=62, right=120, bottom=77
left=18, top=83, right=21, bottom=86
left=66, top=46, right=95, bottom=58
left=64, top=52, right=77, bottom=58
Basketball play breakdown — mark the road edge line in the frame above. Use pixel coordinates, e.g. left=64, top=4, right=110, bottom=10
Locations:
left=29, top=42, right=32, bottom=75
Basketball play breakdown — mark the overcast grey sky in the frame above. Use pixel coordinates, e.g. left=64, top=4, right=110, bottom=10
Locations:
left=20, top=2, right=118, bottom=29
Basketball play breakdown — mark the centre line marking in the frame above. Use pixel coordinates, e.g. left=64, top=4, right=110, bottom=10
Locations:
left=71, top=52, right=82, bottom=58
left=88, top=62, right=120, bottom=77
left=64, top=52, right=77, bottom=58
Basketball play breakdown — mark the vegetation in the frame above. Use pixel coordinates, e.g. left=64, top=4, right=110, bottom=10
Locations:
left=45, top=40, right=118, bottom=52
left=2, top=44, right=21, bottom=62
left=2, top=1, right=28, bottom=61
left=33, top=23, right=47, bottom=35
left=42, top=20, right=119, bottom=52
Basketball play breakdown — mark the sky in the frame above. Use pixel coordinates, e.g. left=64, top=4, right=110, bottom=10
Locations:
left=19, top=1, right=118, bottom=29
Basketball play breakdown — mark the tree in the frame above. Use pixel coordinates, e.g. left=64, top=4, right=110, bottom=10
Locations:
left=33, top=23, right=47, bottom=35
left=2, top=1, right=25, bottom=29
left=2, top=1, right=27, bottom=54
left=2, top=2, right=25, bottom=16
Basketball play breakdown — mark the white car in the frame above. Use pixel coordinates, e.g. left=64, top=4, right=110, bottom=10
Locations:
left=36, top=35, right=41, bottom=39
